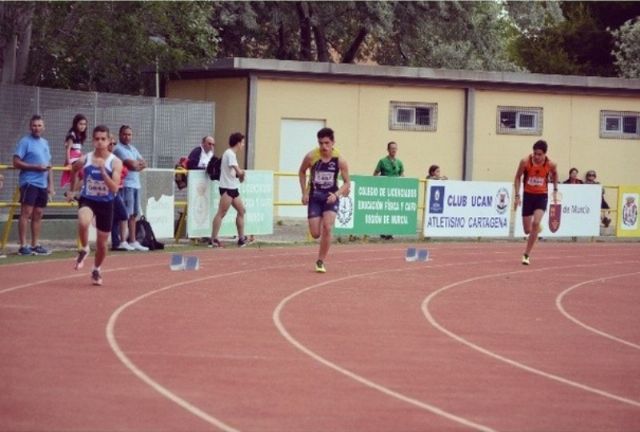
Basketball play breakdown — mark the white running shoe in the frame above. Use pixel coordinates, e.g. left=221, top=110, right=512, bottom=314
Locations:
left=119, top=241, right=135, bottom=251
left=131, top=241, right=149, bottom=252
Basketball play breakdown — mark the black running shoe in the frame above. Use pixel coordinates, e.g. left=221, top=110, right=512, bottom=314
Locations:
left=91, top=269, right=103, bottom=286
left=75, top=248, right=89, bottom=270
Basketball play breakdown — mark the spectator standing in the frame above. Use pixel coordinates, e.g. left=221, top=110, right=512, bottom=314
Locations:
left=187, top=136, right=215, bottom=170
left=513, top=139, right=558, bottom=265
left=563, top=168, right=583, bottom=184
left=112, top=125, right=148, bottom=251
left=584, top=170, right=611, bottom=227
left=12, top=115, right=54, bottom=256
left=108, top=134, right=130, bottom=250
left=72, top=125, right=123, bottom=286
left=427, top=165, right=448, bottom=180
left=373, top=141, right=404, bottom=177
left=373, top=141, right=403, bottom=240
left=299, top=127, right=351, bottom=273
left=60, top=114, right=88, bottom=191
left=209, top=132, right=250, bottom=248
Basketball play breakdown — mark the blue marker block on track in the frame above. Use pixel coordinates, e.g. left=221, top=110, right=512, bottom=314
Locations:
left=184, top=256, right=200, bottom=271
left=417, top=249, right=429, bottom=262
left=405, top=247, right=417, bottom=262
left=170, top=254, right=185, bottom=271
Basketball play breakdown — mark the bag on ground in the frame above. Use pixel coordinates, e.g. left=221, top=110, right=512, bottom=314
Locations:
left=136, top=216, right=164, bottom=250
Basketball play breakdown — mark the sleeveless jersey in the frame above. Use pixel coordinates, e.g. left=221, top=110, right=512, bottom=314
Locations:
left=310, top=156, right=339, bottom=194
left=310, top=147, right=339, bottom=166
left=80, top=152, right=116, bottom=202
left=523, top=155, right=551, bottom=195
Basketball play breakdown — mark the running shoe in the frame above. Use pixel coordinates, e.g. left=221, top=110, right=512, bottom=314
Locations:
left=18, top=245, right=33, bottom=256
left=521, top=254, right=530, bottom=265
left=75, top=247, right=89, bottom=270
left=315, top=260, right=326, bottom=273
left=91, top=269, right=103, bottom=286
left=208, top=238, right=222, bottom=248
left=237, top=236, right=250, bottom=248
left=32, top=245, right=51, bottom=255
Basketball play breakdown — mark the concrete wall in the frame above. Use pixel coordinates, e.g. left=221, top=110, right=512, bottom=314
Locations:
left=474, top=89, right=640, bottom=186
left=254, top=78, right=465, bottom=179
left=167, top=78, right=248, bottom=164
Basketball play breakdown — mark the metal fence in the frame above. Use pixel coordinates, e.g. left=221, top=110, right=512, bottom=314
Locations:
left=0, top=83, right=214, bottom=207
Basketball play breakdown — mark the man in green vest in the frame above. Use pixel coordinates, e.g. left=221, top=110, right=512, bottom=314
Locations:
left=373, top=141, right=404, bottom=240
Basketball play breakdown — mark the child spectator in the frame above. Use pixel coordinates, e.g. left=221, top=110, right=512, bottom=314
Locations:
left=61, top=114, right=88, bottom=193
left=427, top=164, right=448, bottom=180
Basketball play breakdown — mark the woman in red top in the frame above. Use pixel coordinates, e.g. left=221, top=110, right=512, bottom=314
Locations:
left=513, top=140, right=558, bottom=265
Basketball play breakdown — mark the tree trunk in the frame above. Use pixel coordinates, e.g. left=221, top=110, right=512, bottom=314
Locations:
left=1, top=35, right=17, bottom=83
left=15, top=3, right=34, bottom=83
left=313, top=25, right=329, bottom=62
left=296, top=2, right=312, bottom=61
left=276, top=24, right=291, bottom=60
left=341, top=27, right=368, bottom=63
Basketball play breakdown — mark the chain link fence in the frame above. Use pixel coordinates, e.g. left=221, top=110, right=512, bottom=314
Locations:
left=0, top=83, right=214, bottom=211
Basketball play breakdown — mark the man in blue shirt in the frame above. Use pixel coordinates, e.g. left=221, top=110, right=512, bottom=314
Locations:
left=112, top=125, right=149, bottom=251
left=12, top=115, right=54, bottom=255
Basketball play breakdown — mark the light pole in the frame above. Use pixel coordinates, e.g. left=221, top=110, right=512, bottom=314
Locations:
left=149, top=36, right=166, bottom=98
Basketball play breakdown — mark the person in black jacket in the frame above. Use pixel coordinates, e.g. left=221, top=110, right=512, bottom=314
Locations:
left=187, top=136, right=215, bottom=170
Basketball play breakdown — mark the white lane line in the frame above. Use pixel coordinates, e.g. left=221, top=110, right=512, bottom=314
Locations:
left=106, top=270, right=246, bottom=432
left=273, top=261, right=501, bottom=432
left=105, top=255, right=429, bottom=432
left=421, top=261, right=640, bottom=408
left=556, top=271, right=640, bottom=350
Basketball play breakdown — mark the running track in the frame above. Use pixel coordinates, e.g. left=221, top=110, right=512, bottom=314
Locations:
left=1, top=242, right=639, bottom=431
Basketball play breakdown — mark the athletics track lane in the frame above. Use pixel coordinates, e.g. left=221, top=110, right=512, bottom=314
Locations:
left=1, top=243, right=639, bottom=431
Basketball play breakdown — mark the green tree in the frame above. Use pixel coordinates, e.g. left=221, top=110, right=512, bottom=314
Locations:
left=612, top=18, right=640, bottom=79
left=510, top=1, right=640, bottom=77
left=22, top=1, right=218, bottom=94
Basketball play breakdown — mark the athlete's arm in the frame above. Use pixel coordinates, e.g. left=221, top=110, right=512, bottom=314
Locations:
left=298, top=152, right=312, bottom=204
left=550, top=161, right=559, bottom=202
left=513, top=158, right=526, bottom=209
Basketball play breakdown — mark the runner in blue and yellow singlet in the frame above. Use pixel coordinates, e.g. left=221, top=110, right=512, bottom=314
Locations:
left=299, top=128, right=350, bottom=273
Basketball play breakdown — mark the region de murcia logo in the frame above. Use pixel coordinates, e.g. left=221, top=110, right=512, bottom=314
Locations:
left=336, top=195, right=354, bottom=228
left=622, top=195, right=638, bottom=228
left=495, top=187, right=510, bottom=215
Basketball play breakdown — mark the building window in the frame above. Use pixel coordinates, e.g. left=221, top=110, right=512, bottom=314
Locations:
left=496, top=106, right=543, bottom=135
left=600, top=110, right=640, bottom=139
left=389, top=102, right=437, bottom=131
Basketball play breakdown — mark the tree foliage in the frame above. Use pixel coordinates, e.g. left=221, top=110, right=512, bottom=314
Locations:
left=21, top=1, right=218, bottom=93
left=2, top=1, right=638, bottom=95
left=510, top=1, right=640, bottom=77
left=612, top=18, right=640, bottom=79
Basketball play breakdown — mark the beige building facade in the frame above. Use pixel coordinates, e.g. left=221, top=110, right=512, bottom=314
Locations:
left=167, top=58, right=640, bottom=187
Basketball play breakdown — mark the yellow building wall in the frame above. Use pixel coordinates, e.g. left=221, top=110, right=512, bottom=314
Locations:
left=166, top=78, right=247, bottom=163
left=254, top=78, right=465, bottom=180
left=474, top=90, right=640, bottom=187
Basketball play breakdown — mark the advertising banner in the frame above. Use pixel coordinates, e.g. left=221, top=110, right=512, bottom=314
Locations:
left=334, top=175, right=419, bottom=236
left=140, top=168, right=175, bottom=239
left=616, top=185, right=640, bottom=237
left=514, top=184, right=601, bottom=237
left=187, top=170, right=274, bottom=238
left=424, top=180, right=512, bottom=237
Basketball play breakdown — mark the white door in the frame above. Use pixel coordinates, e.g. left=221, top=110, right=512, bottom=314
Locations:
left=279, top=119, right=325, bottom=217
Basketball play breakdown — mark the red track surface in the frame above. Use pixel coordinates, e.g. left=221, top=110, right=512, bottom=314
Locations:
left=1, top=242, right=639, bottom=431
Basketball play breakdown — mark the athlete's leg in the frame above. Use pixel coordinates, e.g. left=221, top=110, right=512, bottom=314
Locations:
left=525, top=209, right=545, bottom=256
left=318, top=211, right=337, bottom=262
left=211, top=192, right=233, bottom=240
left=308, top=216, right=322, bottom=239
left=231, top=196, right=246, bottom=238
left=94, top=230, right=109, bottom=268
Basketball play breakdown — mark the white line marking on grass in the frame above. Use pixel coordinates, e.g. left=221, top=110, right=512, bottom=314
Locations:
left=421, top=261, right=640, bottom=408
left=556, top=271, right=640, bottom=350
